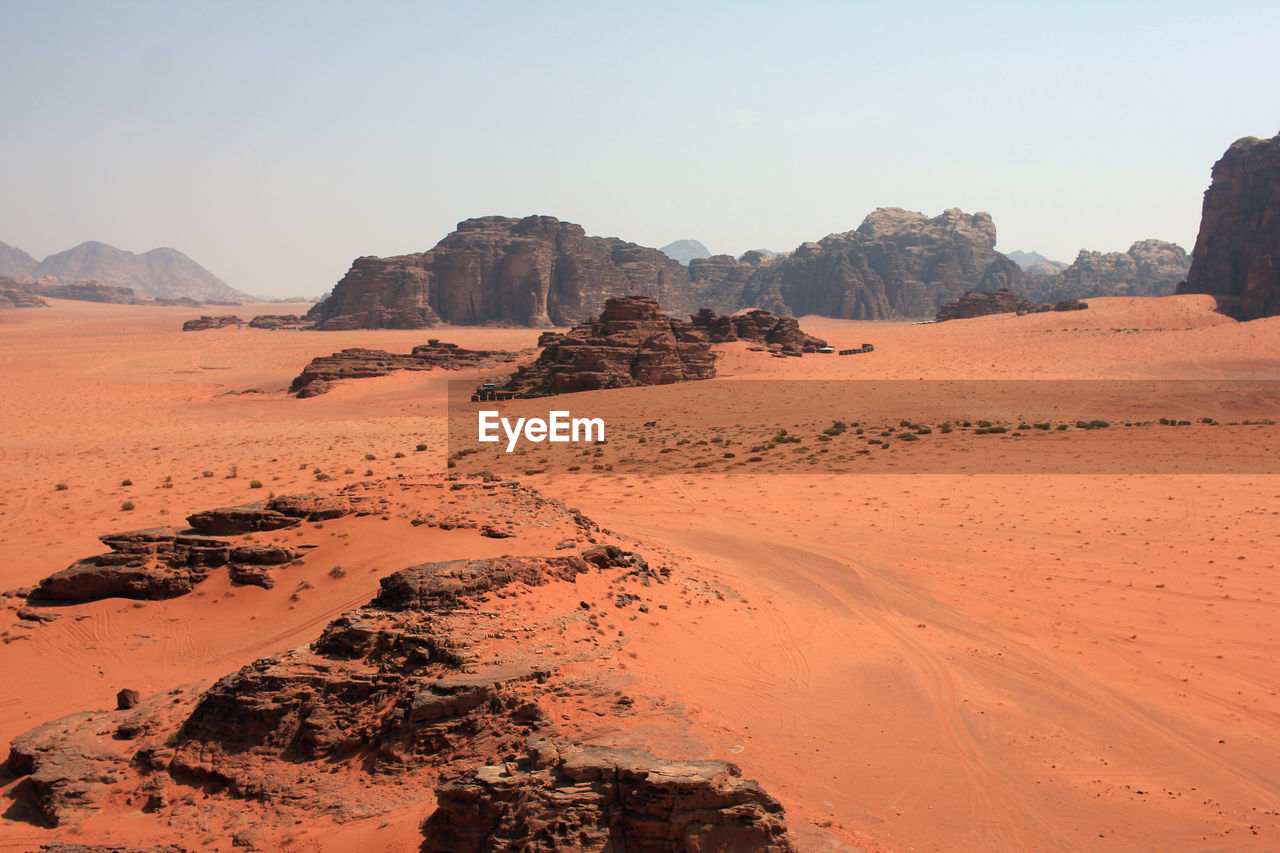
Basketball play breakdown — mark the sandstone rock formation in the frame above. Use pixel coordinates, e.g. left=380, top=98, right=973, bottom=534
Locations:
left=689, top=307, right=827, bottom=354
left=308, top=208, right=1024, bottom=328
left=289, top=340, right=519, bottom=397
left=502, top=297, right=717, bottom=395
left=38, top=279, right=144, bottom=304
left=26, top=495, right=350, bottom=603
left=247, top=313, right=305, bottom=329
left=718, top=208, right=1026, bottom=320
left=1024, top=240, right=1189, bottom=302
left=0, top=279, right=47, bottom=309
left=306, top=216, right=698, bottom=329
left=1178, top=134, right=1280, bottom=320
left=422, top=737, right=795, bottom=853
left=180, top=314, right=242, bottom=331
left=935, top=290, right=1088, bottom=321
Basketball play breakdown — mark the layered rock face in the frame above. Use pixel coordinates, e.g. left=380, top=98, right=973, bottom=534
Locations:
left=503, top=297, right=716, bottom=395
left=1024, top=240, right=1189, bottom=302
left=423, top=737, right=795, bottom=853
left=1178, top=134, right=1280, bottom=320
left=307, top=216, right=697, bottom=329
left=290, top=340, right=518, bottom=397
left=35, top=279, right=143, bottom=304
left=935, top=290, right=1088, bottom=321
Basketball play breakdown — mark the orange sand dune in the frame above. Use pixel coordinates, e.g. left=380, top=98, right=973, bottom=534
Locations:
left=2, top=296, right=1279, bottom=851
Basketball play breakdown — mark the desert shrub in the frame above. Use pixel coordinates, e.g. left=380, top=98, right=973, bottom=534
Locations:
left=975, top=426, right=1007, bottom=435
left=121, top=501, right=135, bottom=511
left=416, top=444, right=428, bottom=452
left=723, top=452, right=736, bottom=458
left=315, top=472, right=331, bottom=481
left=745, top=456, right=763, bottom=463
left=249, top=480, right=263, bottom=489
left=899, top=433, right=919, bottom=441
left=121, top=479, right=132, bottom=487
left=202, top=470, right=214, bottom=478
left=55, top=483, right=68, bottom=491
left=940, top=424, right=953, bottom=434
left=1057, top=423, right=1069, bottom=431
left=393, top=451, right=406, bottom=458
left=329, top=566, right=346, bottom=579
left=226, top=466, right=237, bottom=479
left=978, top=420, right=992, bottom=428
left=365, top=453, right=376, bottom=461
left=914, top=427, right=932, bottom=435
left=1034, top=422, right=1051, bottom=430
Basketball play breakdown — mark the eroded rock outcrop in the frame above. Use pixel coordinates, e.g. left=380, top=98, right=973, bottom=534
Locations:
left=689, top=307, right=826, bottom=354
left=1178, top=134, right=1280, bottom=320
left=0, top=280, right=47, bottom=308
left=502, top=296, right=716, bottom=395
left=306, top=216, right=697, bottom=329
left=935, top=290, right=1088, bottom=321
left=25, top=495, right=351, bottom=604
left=180, top=314, right=242, bottom=331
left=422, top=737, right=795, bottom=853
left=247, top=313, right=305, bottom=329
left=38, top=279, right=144, bottom=304
left=723, top=208, right=1025, bottom=320
left=289, top=340, right=518, bottom=397
left=1024, top=240, right=1189, bottom=302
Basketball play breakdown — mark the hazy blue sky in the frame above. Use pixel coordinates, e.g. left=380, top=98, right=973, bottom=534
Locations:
left=2, top=1, right=1277, bottom=297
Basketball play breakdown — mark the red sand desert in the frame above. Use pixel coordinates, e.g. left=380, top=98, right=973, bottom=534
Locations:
left=2, top=295, right=1280, bottom=852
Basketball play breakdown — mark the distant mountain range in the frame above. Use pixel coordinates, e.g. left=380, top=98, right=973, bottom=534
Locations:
left=0, top=239, right=249, bottom=302
left=658, top=239, right=712, bottom=264
left=1004, top=250, right=1068, bottom=272
left=660, top=239, right=780, bottom=265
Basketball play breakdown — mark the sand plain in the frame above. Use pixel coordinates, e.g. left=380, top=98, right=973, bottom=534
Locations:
left=1, top=295, right=1279, bottom=851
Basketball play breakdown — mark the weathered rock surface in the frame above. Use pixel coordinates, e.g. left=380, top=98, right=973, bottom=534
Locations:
left=289, top=340, right=517, bottom=397
left=935, top=289, right=1088, bottom=321
left=7, top=711, right=130, bottom=825
left=185, top=493, right=351, bottom=533
left=709, top=208, right=1025, bottom=320
left=307, top=216, right=698, bottom=329
left=1178, top=134, right=1280, bottom=320
left=1024, top=240, right=1189, bottom=302
left=180, top=314, right=242, bottom=331
left=503, top=297, right=717, bottom=395
left=422, top=737, right=794, bottom=853
left=30, top=528, right=234, bottom=602
left=26, top=495, right=344, bottom=603
left=247, top=313, right=305, bottom=329
left=689, top=307, right=826, bottom=354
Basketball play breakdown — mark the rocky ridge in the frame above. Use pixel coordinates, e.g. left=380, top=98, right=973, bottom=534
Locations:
left=1024, top=240, right=1189, bottom=302
left=307, top=208, right=1030, bottom=328
left=181, top=314, right=243, bottom=331
left=1178, top=133, right=1280, bottom=320
left=935, top=290, right=1089, bottom=321
left=289, top=339, right=521, bottom=398
left=25, top=495, right=354, bottom=603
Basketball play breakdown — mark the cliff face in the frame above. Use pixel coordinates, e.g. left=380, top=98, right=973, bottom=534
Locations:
left=1025, top=240, right=1189, bottom=302
left=757, top=208, right=1025, bottom=320
left=309, top=209, right=1023, bottom=328
left=1178, top=134, right=1280, bottom=320
left=307, top=216, right=696, bottom=329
